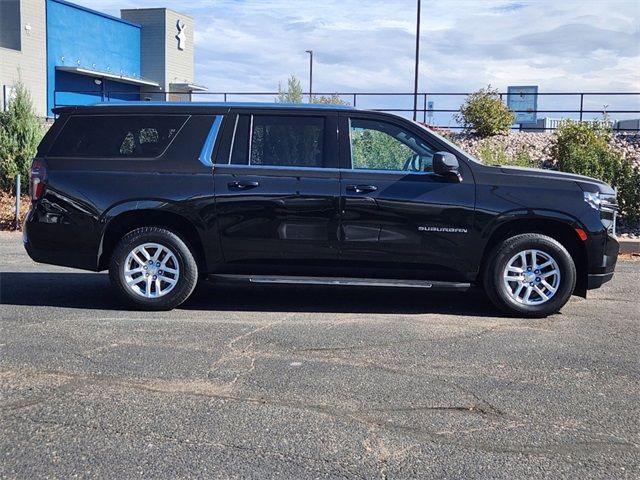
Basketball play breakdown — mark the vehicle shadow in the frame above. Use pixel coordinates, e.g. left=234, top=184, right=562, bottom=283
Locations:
left=0, top=272, right=498, bottom=317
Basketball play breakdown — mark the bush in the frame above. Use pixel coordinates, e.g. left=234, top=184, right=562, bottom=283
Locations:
left=477, top=142, right=535, bottom=168
left=312, top=94, right=350, bottom=105
left=455, top=85, right=515, bottom=137
left=552, top=120, right=640, bottom=226
left=0, top=81, right=44, bottom=192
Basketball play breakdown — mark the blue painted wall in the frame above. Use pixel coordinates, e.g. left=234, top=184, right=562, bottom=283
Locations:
left=54, top=71, right=140, bottom=108
left=46, top=0, right=142, bottom=115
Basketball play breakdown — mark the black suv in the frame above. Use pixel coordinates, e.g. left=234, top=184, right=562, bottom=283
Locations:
left=24, top=103, right=619, bottom=317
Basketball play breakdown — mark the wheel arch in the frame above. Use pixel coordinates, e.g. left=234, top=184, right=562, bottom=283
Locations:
left=98, top=208, right=207, bottom=273
left=480, top=216, right=588, bottom=297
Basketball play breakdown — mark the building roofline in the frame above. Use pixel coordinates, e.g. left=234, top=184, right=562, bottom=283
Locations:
left=49, top=0, right=141, bottom=28
left=120, top=7, right=194, bottom=20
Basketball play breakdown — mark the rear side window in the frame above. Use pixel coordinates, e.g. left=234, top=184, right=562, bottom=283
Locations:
left=48, top=115, right=189, bottom=158
left=249, top=116, right=325, bottom=168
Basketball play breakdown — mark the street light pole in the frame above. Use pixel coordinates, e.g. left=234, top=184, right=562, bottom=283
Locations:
left=412, top=0, right=421, bottom=121
left=305, top=49, right=313, bottom=102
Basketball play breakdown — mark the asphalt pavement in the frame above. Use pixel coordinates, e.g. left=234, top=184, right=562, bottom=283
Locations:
left=1, top=232, right=639, bottom=479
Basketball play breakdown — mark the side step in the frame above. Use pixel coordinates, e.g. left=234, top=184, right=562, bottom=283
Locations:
left=209, top=274, right=471, bottom=290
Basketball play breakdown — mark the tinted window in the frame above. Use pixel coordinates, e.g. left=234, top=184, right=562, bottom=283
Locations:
left=250, top=116, right=325, bottom=168
left=350, top=118, right=436, bottom=172
left=48, top=115, right=188, bottom=158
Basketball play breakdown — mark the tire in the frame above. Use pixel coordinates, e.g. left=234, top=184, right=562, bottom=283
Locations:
left=109, top=227, right=198, bottom=311
left=483, top=233, right=576, bottom=318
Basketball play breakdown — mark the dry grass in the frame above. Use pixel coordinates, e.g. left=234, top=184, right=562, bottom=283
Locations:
left=0, top=191, right=30, bottom=230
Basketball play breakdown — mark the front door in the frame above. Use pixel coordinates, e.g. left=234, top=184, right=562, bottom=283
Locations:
left=338, top=114, right=476, bottom=280
left=213, top=112, right=340, bottom=274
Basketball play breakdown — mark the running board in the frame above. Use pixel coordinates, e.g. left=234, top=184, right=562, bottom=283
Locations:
left=209, top=274, right=471, bottom=290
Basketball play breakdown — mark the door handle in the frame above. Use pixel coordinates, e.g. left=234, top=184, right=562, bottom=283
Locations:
left=228, top=180, right=260, bottom=190
left=346, top=184, right=378, bottom=194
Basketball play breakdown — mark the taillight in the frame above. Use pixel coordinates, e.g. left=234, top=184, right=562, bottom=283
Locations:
left=30, top=159, right=46, bottom=202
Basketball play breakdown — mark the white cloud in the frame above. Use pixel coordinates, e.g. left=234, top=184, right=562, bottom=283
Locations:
left=74, top=0, right=640, bottom=121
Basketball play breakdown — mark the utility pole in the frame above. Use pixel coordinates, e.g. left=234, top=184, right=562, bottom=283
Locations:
left=305, top=50, right=313, bottom=102
left=412, top=0, right=421, bottom=121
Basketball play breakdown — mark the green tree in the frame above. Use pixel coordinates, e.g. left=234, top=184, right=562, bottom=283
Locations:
left=276, top=75, right=304, bottom=103
left=0, top=80, right=44, bottom=192
left=276, top=75, right=350, bottom=105
left=312, top=94, right=349, bottom=105
left=455, top=85, right=515, bottom=137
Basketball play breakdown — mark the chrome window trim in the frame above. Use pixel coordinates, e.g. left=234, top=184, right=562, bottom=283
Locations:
left=198, top=115, right=222, bottom=167
left=226, top=114, right=240, bottom=164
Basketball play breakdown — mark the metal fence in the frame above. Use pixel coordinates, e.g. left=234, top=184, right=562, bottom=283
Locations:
left=53, top=90, right=640, bottom=131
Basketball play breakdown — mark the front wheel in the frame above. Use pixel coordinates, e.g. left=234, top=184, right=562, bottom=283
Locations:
left=109, top=227, right=198, bottom=310
left=484, top=233, right=576, bottom=318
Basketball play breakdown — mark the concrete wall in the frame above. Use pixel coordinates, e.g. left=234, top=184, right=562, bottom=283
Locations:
left=120, top=8, right=166, bottom=98
left=46, top=0, right=142, bottom=116
left=165, top=9, right=194, bottom=87
left=0, top=0, right=47, bottom=116
left=121, top=8, right=194, bottom=98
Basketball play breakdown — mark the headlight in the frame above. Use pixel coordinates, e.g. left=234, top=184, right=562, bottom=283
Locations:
left=583, top=191, right=601, bottom=210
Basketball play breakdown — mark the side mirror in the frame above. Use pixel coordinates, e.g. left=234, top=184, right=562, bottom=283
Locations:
left=433, top=152, right=461, bottom=181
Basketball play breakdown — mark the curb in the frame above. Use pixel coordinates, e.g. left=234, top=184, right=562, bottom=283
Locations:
left=619, top=239, right=640, bottom=255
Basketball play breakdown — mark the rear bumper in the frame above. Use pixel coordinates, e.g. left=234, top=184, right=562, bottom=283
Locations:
left=23, top=208, right=99, bottom=271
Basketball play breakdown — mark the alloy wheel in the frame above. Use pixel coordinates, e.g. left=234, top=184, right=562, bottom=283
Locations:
left=502, top=249, right=561, bottom=305
left=123, top=243, right=180, bottom=298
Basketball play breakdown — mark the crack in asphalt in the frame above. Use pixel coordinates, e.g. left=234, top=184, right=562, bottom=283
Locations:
left=20, top=415, right=366, bottom=479
left=1, top=368, right=637, bottom=461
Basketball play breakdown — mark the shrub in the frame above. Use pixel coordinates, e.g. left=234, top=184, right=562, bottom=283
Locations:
left=477, top=142, right=535, bottom=168
left=0, top=80, right=44, bottom=192
left=478, top=142, right=509, bottom=166
left=552, top=120, right=640, bottom=225
left=455, top=85, right=515, bottom=137
left=311, top=94, right=350, bottom=105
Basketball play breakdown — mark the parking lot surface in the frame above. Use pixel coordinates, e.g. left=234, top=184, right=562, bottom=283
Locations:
left=1, top=232, right=639, bottom=479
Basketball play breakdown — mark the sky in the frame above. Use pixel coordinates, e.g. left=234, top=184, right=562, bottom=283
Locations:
left=77, top=0, right=640, bottom=124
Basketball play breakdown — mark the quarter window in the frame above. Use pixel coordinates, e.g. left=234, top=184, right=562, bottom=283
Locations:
left=349, top=118, right=436, bottom=173
left=249, top=116, right=325, bottom=168
left=48, top=115, right=188, bottom=158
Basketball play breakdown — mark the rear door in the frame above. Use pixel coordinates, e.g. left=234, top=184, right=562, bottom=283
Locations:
left=338, top=113, right=476, bottom=280
left=212, top=111, right=340, bottom=273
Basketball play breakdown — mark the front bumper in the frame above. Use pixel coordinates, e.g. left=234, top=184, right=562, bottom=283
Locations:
left=585, top=232, right=619, bottom=290
left=587, top=271, right=614, bottom=289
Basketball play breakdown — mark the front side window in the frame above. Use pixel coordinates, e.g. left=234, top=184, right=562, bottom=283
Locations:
left=48, top=115, right=188, bottom=158
left=249, top=116, right=325, bottom=168
left=349, top=118, right=436, bottom=173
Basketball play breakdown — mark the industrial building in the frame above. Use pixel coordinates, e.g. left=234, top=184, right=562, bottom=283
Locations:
left=0, top=0, right=206, bottom=117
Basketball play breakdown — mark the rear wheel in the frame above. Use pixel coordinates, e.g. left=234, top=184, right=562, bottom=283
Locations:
left=484, top=233, right=576, bottom=318
left=109, top=227, right=198, bottom=310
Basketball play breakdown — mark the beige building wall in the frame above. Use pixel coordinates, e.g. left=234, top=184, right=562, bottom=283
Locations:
left=120, top=8, right=195, bottom=100
left=164, top=9, right=194, bottom=87
left=0, top=0, right=48, bottom=117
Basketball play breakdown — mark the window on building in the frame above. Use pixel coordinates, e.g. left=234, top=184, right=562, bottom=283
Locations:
left=0, top=0, right=21, bottom=51
left=48, top=115, right=189, bottom=158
